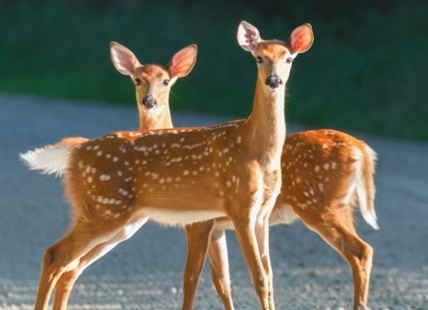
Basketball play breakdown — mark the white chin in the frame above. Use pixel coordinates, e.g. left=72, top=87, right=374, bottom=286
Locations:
left=266, top=87, right=283, bottom=94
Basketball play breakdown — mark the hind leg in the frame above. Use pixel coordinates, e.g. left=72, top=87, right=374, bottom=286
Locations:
left=52, top=241, right=120, bottom=310
left=34, top=215, right=140, bottom=310
left=300, top=209, right=373, bottom=310
left=34, top=226, right=104, bottom=310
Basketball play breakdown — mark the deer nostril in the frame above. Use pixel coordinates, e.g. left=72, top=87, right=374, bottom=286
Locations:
left=142, top=95, right=156, bottom=108
left=265, top=75, right=282, bottom=89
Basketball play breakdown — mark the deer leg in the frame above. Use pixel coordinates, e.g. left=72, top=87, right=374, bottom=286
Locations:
left=35, top=214, right=146, bottom=310
left=233, top=220, right=270, bottom=309
left=230, top=197, right=270, bottom=310
left=34, top=225, right=108, bottom=310
left=302, top=210, right=373, bottom=310
left=53, top=241, right=121, bottom=310
left=181, top=220, right=215, bottom=310
left=208, top=228, right=234, bottom=310
left=255, top=212, right=275, bottom=310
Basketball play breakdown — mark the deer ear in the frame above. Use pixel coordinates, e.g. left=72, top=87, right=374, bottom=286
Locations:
left=237, top=21, right=262, bottom=52
left=289, top=24, right=314, bottom=54
left=169, top=44, right=198, bottom=78
left=110, top=41, right=142, bottom=76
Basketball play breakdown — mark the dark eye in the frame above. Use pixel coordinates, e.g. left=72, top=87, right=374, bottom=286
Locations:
left=286, top=57, right=293, bottom=64
left=134, top=78, right=141, bottom=86
left=256, top=56, right=263, bottom=64
left=163, top=79, right=170, bottom=86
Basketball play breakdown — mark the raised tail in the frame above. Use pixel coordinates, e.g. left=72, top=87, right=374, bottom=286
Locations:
left=355, top=143, right=379, bottom=230
left=20, top=137, right=88, bottom=177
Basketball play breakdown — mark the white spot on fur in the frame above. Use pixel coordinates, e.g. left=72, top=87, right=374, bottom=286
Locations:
left=100, top=174, right=111, bottom=181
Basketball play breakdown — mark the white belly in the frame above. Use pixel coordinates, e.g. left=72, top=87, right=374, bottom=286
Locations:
left=269, top=204, right=299, bottom=226
left=214, top=204, right=299, bottom=231
left=144, top=208, right=225, bottom=226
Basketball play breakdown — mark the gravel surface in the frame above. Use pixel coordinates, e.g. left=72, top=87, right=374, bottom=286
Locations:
left=1, top=94, right=427, bottom=309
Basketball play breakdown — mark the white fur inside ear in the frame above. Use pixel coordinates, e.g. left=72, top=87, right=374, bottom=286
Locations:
left=110, top=49, right=121, bottom=65
left=237, top=22, right=261, bottom=52
left=110, top=46, right=139, bottom=76
left=111, top=49, right=131, bottom=75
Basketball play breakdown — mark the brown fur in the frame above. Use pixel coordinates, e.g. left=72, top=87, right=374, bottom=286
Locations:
left=30, top=24, right=307, bottom=309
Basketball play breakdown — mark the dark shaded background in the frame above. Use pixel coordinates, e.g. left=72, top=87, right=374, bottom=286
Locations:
left=1, top=0, right=427, bottom=140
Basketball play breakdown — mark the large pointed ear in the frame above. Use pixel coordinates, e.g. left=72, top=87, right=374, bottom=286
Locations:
left=289, top=24, right=314, bottom=54
left=237, top=21, right=262, bottom=52
left=169, top=44, right=198, bottom=78
left=110, top=41, right=142, bottom=76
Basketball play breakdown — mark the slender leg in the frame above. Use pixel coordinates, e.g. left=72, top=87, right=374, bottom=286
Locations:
left=231, top=214, right=270, bottom=310
left=34, top=215, right=147, bottom=310
left=208, top=229, right=234, bottom=310
left=255, top=213, right=275, bottom=310
left=53, top=241, right=120, bottom=310
left=181, top=220, right=215, bottom=310
left=301, top=210, right=373, bottom=310
left=34, top=225, right=106, bottom=310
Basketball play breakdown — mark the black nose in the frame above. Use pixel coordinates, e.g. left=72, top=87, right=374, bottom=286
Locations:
left=142, top=94, right=156, bottom=108
left=265, top=75, right=283, bottom=89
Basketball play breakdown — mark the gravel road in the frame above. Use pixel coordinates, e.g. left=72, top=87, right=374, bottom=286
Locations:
left=1, top=94, right=427, bottom=309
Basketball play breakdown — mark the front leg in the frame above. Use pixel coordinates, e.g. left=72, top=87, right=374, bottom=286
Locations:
left=208, top=228, right=235, bottom=310
left=255, top=199, right=277, bottom=310
left=182, top=220, right=215, bottom=310
left=228, top=194, right=271, bottom=310
left=257, top=169, right=281, bottom=310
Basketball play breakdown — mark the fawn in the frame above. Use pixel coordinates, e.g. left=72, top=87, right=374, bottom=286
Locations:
left=179, top=23, right=378, bottom=310
left=20, top=21, right=314, bottom=310
left=20, top=41, right=197, bottom=310
left=182, top=131, right=378, bottom=310
left=112, top=25, right=377, bottom=310
left=44, top=42, right=197, bottom=163
left=110, top=41, right=197, bottom=131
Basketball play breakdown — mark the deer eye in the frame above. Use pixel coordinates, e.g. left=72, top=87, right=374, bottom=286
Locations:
left=163, top=79, right=170, bottom=86
left=134, top=78, right=141, bottom=86
left=286, top=57, right=293, bottom=64
left=256, top=56, right=263, bottom=64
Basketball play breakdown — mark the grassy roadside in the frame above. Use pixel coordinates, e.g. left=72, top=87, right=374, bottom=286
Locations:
left=1, top=1, right=427, bottom=141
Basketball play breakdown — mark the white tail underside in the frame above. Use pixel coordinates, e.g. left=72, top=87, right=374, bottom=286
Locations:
left=352, top=145, right=379, bottom=230
left=20, top=145, right=71, bottom=177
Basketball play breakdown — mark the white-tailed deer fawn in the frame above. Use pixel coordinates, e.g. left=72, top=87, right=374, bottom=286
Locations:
left=20, top=21, right=314, bottom=310
left=46, top=43, right=197, bottom=163
left=111, top=41, right=197, bottom=131
left=19, top=42, right=197, bottom=310
left=182, top=130, right=378, bottom=310
left=112, top=30, right=377, bottom=310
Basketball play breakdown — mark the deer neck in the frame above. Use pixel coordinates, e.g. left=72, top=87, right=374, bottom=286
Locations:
left=138, top=104, right=173, bottom=132
left=245, top=75, right=286, bottom=168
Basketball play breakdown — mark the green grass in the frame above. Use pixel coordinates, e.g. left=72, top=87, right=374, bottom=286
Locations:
left=1, top=0, right=427, bottom=141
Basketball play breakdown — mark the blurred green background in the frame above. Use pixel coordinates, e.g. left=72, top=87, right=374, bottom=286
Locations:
left=1, top=0, right=427, bottom=141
